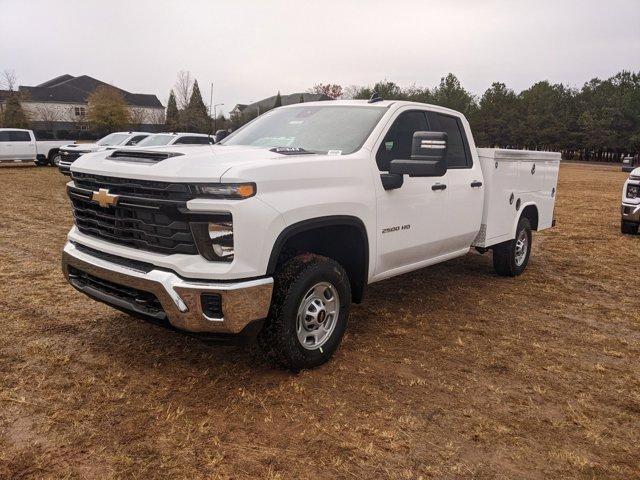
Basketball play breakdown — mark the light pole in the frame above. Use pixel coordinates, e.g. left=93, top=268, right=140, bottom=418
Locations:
left=213, top=103, right=224, bottom=132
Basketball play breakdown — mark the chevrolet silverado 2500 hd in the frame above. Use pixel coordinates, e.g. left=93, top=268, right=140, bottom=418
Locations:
left=62, top=100, right=560, bottom=370
left=621, top=167, right=640, bottom=234
left=58, top=131, right=151, bottom=174
left=0, top=128, right=70, bottom=165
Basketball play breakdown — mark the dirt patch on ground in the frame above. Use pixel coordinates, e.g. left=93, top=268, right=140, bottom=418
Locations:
left=0, top=164, right=638, bottom=479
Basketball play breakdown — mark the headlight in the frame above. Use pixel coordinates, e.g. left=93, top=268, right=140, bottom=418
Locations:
left=627, top=184, right=639, bottom=199
left=630, top=173, right=640, bottom=180
left=191, top=183, right=256, bottom=199
left=190, top=215, right=234, bottom=262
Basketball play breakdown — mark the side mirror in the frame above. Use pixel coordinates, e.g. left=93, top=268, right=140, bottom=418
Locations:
left=389, top=131, right=448, bottom=177
left=216, top=130, right=229, bottom=142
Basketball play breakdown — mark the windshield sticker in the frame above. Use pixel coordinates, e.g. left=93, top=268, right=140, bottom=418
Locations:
left=327, top=150, right=342, bottom=156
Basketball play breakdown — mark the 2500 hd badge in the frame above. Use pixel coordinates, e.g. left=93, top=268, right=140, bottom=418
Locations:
left=382, top=224, right=411, bottom=234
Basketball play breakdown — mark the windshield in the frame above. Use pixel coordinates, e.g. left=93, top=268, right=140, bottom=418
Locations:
left=221, top=105, right=386, bottom=154
left=136, top=134, right=175, bottom=147
left=97, top=133, right=131, bottom=146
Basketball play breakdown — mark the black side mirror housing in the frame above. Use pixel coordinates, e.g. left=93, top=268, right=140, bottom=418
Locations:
left=389, top=131, right=448, bottom=177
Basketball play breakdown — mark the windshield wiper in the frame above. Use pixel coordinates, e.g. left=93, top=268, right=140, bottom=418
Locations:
left=269, top=147, right=317, bottom=155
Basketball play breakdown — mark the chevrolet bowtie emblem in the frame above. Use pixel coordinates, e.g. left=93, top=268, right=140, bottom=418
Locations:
left=92, top=188, right=119, bottom=208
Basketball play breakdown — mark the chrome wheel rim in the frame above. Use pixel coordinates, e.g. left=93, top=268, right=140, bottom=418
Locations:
left=296, top=282, right=339, bottom=350
left=52, top=154, right=61, bottom=166
left=514, top=229, right=528, bottom=266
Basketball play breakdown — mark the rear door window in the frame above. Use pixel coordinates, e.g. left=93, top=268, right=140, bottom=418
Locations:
left=9, top=131, right=31, bottom=142
left=0, top=131, right=10, bottom=141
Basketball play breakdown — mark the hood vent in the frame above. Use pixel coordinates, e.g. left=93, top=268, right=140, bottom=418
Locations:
left=108, top=150, right=184, bottom=164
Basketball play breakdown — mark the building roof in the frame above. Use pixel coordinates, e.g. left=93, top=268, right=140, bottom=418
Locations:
left=17, top=74, right=163, bottom=108
left=232, top=93, right=331, bottom=117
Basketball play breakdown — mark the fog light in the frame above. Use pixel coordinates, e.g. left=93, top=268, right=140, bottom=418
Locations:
left=208, top=222, right=234, bottom=261
left=201, top=293, right=223, bottom=320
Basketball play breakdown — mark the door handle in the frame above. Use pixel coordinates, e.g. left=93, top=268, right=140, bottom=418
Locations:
left=470, top=181, right=483, bottom=188
left=431, top=183, right=447, bottom=191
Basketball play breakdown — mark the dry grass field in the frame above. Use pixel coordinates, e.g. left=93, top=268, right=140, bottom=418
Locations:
left=0, top=163, right=638, bottom=479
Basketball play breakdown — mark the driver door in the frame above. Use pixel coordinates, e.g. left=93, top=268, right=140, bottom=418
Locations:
left=373, top=109, right=452, bottom=279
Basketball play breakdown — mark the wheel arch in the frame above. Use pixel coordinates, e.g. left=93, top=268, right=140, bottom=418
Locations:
left=514, top=202, right=539, bottom=236
left=47, top=148, right=61, bottom=159
left=267, top=216, right=370, bottom=303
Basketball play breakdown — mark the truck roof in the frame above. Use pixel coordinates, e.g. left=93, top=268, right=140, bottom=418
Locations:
left=279, top=99, right=465, bottom=117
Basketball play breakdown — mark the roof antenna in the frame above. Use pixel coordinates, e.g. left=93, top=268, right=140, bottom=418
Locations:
left=368, top=92, right=383, bottom=103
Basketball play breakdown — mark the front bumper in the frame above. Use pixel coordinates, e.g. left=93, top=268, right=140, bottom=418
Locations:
left=61, top=241, right=273, bottom=334
left=58, top=160, right=72, bottom=175
left=621, top=203, right=640, bottom=223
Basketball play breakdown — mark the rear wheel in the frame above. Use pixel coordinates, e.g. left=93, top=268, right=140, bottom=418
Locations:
left=621, top=220, right=639, bottom=235
left=492, top=218, right=532, bottom=276
left=50, top=152, right=61, bottom=167
left=258, top=254, right=351, bottom=371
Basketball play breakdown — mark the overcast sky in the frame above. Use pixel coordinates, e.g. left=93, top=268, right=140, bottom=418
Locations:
left=1, top=0, right=638, bottom=114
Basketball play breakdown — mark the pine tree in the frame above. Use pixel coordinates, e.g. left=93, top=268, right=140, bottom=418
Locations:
left=2, top=93, right=29, bottom=128
left=274, top=91, right=282, bottom=108
left=185, top=80, right=210, bottom=133
left=165, top=90, right=180, bottom=131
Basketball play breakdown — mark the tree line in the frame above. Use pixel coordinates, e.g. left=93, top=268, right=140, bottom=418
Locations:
left=2, top=69, right=638, bottom=160
left=345, top=72, right=640, bottom=161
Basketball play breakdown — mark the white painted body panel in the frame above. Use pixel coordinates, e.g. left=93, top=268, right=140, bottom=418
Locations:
left=474, top=148, right=560, bottom=247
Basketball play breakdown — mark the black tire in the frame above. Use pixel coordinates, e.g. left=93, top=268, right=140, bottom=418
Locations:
left=258, top=254, right=351, bottom=371
left=621, top=220, right=639, bottom=235
left=50, top=152, right=61, bottom=167
left=492, top=217, right=532, bottom=277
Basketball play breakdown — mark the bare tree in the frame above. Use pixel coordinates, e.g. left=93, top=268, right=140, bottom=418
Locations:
left=1, top=70, right=18, bottom=91
left=148, top=108, right=165, bottom=126
left=129, top=107, right=148, bottom=129
left=34, top=104, right=61, bottom=134
left=174, top=71, right=193, bottom=110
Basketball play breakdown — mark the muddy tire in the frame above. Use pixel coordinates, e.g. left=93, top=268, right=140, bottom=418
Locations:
left=492, top=218, right=532, bottom=277
left=258, top=254, right=351, bottom=371
left=621, top=220, right=638, bottom=235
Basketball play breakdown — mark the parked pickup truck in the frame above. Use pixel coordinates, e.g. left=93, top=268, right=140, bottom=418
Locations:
left=621, top=167, right=640, bottom=234
left=0, top=128, right=70, bottom=166
left=58, top=131, right=151, bottom=174
left=61, top=100, right=560, bottom=370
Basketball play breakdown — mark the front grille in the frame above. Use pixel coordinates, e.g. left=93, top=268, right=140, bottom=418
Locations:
left=68, top=266, right=164, bottom=317
left=71, top=195, right=198, bottom=255
left=626, top=183, right=639, bottom=199
left=61, top=150, right=83, bottom=163
left=72, top=172, right=193, bottom=201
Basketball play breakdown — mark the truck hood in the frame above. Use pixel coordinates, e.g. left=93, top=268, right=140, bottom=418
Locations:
left=61, top=143, right=105, bottom=152
left=70, top=145, right=297, bottom=182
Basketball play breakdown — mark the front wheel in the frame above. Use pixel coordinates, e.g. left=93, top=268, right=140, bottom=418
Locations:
left=50, top=153, right=61, bottom=167
left=621, top=220, right=639, bottom=235
left=492, top=217, right=532, bottom=276
left=258, top=254, right=351, bottom=371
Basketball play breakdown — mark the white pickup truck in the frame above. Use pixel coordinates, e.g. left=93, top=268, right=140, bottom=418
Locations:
left=0, top=128, right=70, bottom=166
left=61, top=100, right=560, bottom=370
left=58, top=131, right=152, bottom=174
left=621, top=167, right=640, bottom=234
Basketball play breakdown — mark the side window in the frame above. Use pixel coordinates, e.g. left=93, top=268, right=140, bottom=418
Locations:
left=176, top=136, right=210, bottom=145
left=432, top=113, right=470, bottom=168
left=9, top=131, right=31, bottom=142
left=375, top=111, right=429, bottom=171
left=0, top=131, right=10, bottom=141
left=126, top=135, right=148, bottom=146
